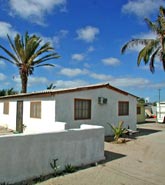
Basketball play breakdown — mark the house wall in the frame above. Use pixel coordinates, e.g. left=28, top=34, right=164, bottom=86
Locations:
left=0, top=101, right=17, bottom=130
left=55, top=88, right=137, bottom=136
left=0, top=97, right=66, bottom=133
left=137, top=103, right=145, bottom=123
left=0, top=125, right=104, bottom=184
left=157, top=102, right=165, bottom=123
left=0, top=87, right=137, bottom=135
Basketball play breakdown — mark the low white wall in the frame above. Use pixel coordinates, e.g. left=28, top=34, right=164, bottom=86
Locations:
left=0, top=125, right=105, bottom=184
left=24, top=121, right=67, bottom=133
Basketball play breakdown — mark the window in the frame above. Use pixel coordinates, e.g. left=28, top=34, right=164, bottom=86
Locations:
left=137, top=107, right=141, bottom=114
left=30, top=101, right=41, bottom=118
left=3, top=101, right=9, bottom=114
left=118, top=101, right=129, bottom=116
left=74, top=99, right=91, bottom=120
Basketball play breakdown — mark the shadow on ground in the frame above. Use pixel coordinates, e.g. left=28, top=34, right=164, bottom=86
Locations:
left=136, top=128, right=162, bottom=137
left=105, top=126, right=162, bottom=143
left=103, top=151, right=126, bottom=163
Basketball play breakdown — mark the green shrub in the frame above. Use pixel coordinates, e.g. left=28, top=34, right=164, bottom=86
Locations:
left=64, top=164, right=77, bottom=173
left=50, top=158, right=60, bottom=176
left=107, top=121, right=126, bottom=141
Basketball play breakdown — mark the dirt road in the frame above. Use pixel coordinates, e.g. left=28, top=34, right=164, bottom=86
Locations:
left=38, top=123, right=165, bottom=185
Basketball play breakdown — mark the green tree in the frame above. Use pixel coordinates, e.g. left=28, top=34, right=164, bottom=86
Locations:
left=0, top=32, right=60, bottom=93
left=121, top=6, right=165, bottom=72
left=137, top=98, right=145, bottom=104
left=0, top=88, right=18, bottom=96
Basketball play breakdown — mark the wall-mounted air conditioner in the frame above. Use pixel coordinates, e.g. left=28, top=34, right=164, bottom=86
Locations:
left=98, top=97, right=108, bottom=104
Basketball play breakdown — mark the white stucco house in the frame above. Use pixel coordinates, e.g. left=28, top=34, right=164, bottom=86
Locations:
left=157, top=101, right=165, bottom=123
left=0, top=83, right=138, bottom=136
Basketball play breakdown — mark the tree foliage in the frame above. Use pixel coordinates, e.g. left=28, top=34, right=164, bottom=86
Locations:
left=0, top=88, right=18, bottom=96
left=121, top=6, right=165, bottom=72
left=47, top=83, right=56, bottom=89
left=0, top=32, right=60, bottom=93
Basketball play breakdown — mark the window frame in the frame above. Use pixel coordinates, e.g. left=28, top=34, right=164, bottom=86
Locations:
left=118, top=101, right=129, bottom=116
left=74, top=98, right=92, bottom=120
left=30, top=101, right=41, bottom=119
left=3, top=101, right=9, bottom=115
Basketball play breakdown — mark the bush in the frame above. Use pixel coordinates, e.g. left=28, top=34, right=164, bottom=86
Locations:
left=107, top=121, right=126, bottom=141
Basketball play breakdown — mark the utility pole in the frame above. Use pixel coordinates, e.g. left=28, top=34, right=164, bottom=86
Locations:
left=158, top=89, right=161, bottom=118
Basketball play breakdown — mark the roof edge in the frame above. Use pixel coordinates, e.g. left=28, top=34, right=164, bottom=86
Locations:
left=0, top=83, right=138, bottom=99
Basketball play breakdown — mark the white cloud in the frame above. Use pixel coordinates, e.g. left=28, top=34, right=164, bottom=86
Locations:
left=109, top=77, right=150, bottom=88
left=84, top=63, right=91, bottom=68
left=54, top=80, right=88, bottom=88
left=38, top=29, right=68, bottom=48
left=59, top=68, right=88, bottom=77
left=87, top=46, right=95, bottom=52
left=76, top=26, right=100, bottom=43
left=13, top=75, right=49, bottom=89
left=122, top=0, right=164, bottom=18
left=149, top=82, right=165, bottom=89
left=53, top=29, right=68, bottom=47
left=102, top=57, right=120, bottom=66
left=0, top=21, right=18, bottom=38
left=90, top=73, right=112, bottom=81
left=89, top=71, right=151, bottom=89
left=71, top=53, right=85, bottom=61
left=0, top=60, right=6, bottom=68
left=0, top=73, right=6, bottom=81
left=28, top=76, right=49, bottom=86
left=9, top=0, right=67, bottom=25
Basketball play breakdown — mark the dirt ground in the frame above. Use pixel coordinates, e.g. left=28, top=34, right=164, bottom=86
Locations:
left=38, top=122, right=165, bottom=185
left=0, top=126, right=13, bottom=135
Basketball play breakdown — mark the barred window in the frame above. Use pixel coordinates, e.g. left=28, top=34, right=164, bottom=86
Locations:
left=3, top=101, right=9, bottom=114
left=30, top=102, right=41, bottom=118
left=74, top=99, right=91, bottom=120
left=118, top=101, right=129, bottom=116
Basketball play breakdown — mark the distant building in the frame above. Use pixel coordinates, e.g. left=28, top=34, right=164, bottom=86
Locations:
left=157, top=102, right=165, bottom=123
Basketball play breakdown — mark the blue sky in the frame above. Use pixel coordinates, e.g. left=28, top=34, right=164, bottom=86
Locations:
left=0, top=0, right=165, bottom=102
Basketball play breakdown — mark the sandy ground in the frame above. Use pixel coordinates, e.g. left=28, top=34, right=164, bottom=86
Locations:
left=0, top=126, right=13, bottom=135
left=38, top=122, right=165, bottom=185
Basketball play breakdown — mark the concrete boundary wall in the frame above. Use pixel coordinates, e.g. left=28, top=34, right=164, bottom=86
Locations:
left=0, top=125, right=105, bottom=184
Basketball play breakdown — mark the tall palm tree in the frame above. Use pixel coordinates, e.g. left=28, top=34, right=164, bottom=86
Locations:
left=121, top=6, right=165, bottom=73
left=0, top=32, right=60, bottom=93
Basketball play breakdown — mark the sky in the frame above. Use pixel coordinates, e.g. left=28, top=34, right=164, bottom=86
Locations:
left=0, top=0, right=165, bottom=102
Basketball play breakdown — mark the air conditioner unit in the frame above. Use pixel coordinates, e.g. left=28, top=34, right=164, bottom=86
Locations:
left=98, top=97, right=108, bottom=104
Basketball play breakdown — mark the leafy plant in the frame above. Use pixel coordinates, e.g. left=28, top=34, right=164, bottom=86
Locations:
left=107, top=121, right=126, bottom=141
left=0, top=32, right=60, bottom=93
left=121, top=6, right=165, bottom=73
left=50, top=158, right=60, bottom=176
left=64, top=164, right=76, bottom=173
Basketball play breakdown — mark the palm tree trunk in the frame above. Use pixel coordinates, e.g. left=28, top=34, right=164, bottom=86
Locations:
left=20, top=72, right=28, bottom=93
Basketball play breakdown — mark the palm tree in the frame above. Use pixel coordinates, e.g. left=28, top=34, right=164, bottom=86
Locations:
left=47, top=83, right=56, bottom=90
left=121, top=6, right=165, bottom=73
left=0, top=32, right=60, bottom=93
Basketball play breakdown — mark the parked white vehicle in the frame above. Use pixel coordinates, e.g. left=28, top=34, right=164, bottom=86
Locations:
left=157, top=102, right=165, bottom=123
